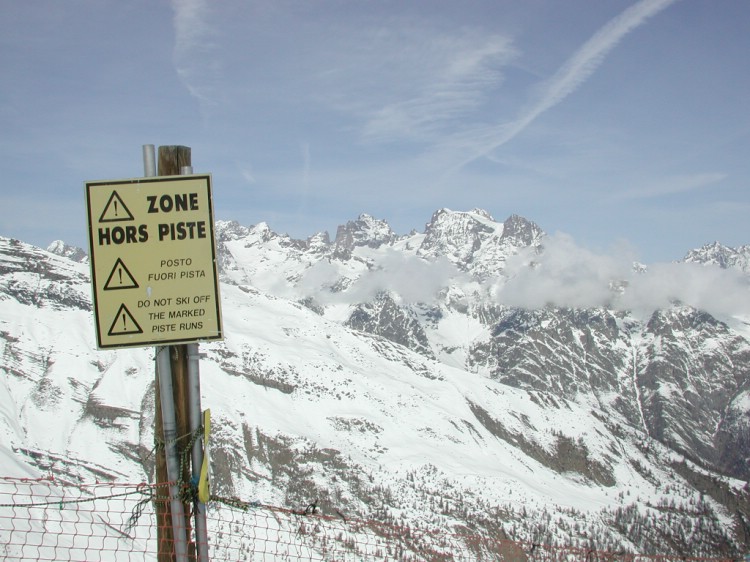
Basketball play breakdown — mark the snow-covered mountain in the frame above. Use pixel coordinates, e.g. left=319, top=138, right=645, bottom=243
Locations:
left=3, top=209, right=750, bottom=558
left=684, top=241, right=750, bottom=273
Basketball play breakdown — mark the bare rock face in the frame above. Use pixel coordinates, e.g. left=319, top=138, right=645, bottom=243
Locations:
left=347, top=292, right=434, bottom=359
left=638, top=307, right=750, bottom=478
left=334, top=214, right=396, bottom=252
left=470, top=302, right=750, bottom=480
left=1, top=238, right=91, bottom=311
left=472, top=307, right=635, bottom=412
left=500, top=213, right=544, bottom=247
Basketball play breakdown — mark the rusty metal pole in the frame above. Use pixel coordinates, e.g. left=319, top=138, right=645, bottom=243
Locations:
left=156, top=347, right=189, bottom=562
left=148, top=145, right=192, bottom=562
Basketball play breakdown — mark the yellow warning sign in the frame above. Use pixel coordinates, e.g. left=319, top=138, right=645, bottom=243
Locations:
left=85, top=175, right=223, bottom=349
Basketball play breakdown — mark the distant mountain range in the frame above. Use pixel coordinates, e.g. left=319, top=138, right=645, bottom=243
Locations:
left=2, top=209, right=750, bottom=558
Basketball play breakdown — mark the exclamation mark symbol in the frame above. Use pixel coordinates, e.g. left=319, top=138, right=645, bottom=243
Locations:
left=104, top=258, right=137, bottom=290
left=99, top=191, right=134, bottom=223
left=108, top=304, right=142, bottom=337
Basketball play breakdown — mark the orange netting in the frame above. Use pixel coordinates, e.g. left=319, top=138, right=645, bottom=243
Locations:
left=0, top=476, right=736, bottom=561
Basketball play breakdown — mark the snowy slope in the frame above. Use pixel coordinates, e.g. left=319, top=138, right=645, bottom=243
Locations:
left=2, top=209, right=750, bottom=557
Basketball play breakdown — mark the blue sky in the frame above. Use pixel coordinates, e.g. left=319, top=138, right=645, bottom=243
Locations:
left=1, top=0, right=749, bottom=263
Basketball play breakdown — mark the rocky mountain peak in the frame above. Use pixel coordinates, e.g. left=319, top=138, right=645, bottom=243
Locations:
left=46, top=240, right=88, bottom=263
left=334, top=213, right=396, bottom=251
left=419, top=208, right=497, bottom=262
left=500, top=214, right=544, bottom=247
left=418, top=209, right=543, bottom=278
left=214, top=220, right=253, bottom=242
left=249, top=221, right=276, bottom=243
left=306, top=231, right=331, bottom=253
left=683, top=241, right=750, bottom=273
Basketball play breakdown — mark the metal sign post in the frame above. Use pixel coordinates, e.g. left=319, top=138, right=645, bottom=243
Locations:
left=85, top=145, right=219, bottom=561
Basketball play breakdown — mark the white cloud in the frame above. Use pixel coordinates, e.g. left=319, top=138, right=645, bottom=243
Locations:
left=272, top=17, right=517, bottom=146
left=289, top=260, right=341, bottom=302
left=495, top=233, right=636, bottom=310
left=349, top=252, right=467, bottom=305
left=286, top=230, right=750, bottom=320
left=620, top=261, right=750, bottom=318
left=493, top=232, right=750, bottom=318
left=297, top=250, right=468, bottom=306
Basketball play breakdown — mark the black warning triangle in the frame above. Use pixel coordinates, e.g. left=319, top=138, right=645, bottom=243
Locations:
left=108, top=304, right=143, bottom=336
left=99, top=191, right=135, bottom=223
left=104, top=258, right=139, bottom=290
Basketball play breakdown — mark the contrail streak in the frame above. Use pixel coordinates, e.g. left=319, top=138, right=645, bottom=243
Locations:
left=454, top=0, right=680, bottom=170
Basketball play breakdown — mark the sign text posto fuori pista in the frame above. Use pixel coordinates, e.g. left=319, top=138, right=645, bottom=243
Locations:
left=85, top=174, right=223, bottom=349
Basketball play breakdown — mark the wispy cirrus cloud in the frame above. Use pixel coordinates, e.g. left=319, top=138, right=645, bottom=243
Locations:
left=446, top=0, right=680, bottom=170
left=360, top=32, right=517, bottom=143
left=170, top=0, right=221, bottom=107
left=615, top=172, right=726, bottom=200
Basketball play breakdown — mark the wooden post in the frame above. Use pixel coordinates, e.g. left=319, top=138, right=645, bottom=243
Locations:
left=158, top=144, right=194, bottom=492
left=155, top=145, right=194, bottom=561
left=158, top=145, right=192, bottom=177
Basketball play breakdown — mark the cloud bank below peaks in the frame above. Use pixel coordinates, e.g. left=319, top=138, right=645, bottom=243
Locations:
left=277, top=232, right=747, bottom=322
left=495, top=233, right=750, bottom=319
left=295, top=250, right=470, bottom=307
